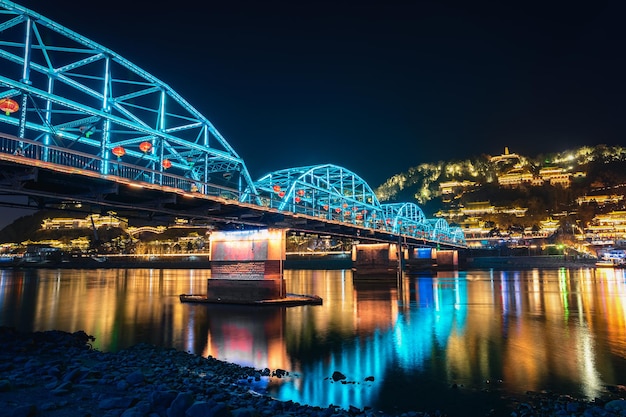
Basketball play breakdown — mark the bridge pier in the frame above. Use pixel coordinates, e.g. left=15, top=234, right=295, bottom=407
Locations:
left=433, top=249, right=458, bottom=270
left=354, top=244, right=458, bottom=277
left=352, top=242, right=403, bottom=276
left=207, top=229, right=286, bottom=302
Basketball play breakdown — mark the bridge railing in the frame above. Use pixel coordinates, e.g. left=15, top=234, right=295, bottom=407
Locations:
left=0, top=133, right=242, bottom=201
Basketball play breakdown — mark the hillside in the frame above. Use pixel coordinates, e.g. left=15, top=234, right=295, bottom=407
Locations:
left=374, top=145, right=626, bottom=220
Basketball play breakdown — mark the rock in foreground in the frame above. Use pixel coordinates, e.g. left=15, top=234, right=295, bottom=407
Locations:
left=1, top=327, right=625, bottom=417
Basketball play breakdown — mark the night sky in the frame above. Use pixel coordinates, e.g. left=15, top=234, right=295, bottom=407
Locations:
left=15, top=0, right=626, bottom=187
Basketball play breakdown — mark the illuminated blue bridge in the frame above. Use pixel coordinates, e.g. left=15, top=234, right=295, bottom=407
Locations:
left=0, top=1, right=465, bottom=248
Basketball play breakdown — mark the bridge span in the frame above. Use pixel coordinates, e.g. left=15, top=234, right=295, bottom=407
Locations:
left=0, top=1, right=465, bottom=251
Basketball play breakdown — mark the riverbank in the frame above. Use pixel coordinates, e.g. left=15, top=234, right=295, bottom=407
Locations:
left=2, top=328, right=626, bottom=417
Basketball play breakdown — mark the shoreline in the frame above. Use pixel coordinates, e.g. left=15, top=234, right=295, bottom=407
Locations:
left=1, top=327, right=626, bottom=417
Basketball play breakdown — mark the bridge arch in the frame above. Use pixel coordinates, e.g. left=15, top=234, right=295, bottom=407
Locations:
left=0, top=1, right=259, bottom=202
left=380, top=202, right=430, bottom=236
left=448, top=226, right=467, bottom=246
left=252, top=164, right=384, bottom=227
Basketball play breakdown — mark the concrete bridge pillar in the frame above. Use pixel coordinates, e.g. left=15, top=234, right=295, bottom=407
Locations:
left=405, top=247, right=436, bottom=271
left=433, top=249, right=458, bottom=269
left=352, top=242, right=402, bottom=276
left=207, top=228, right=286, bottom=302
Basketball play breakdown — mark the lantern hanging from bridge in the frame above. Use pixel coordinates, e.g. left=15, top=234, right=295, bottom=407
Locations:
left=139, top=141, right=152, bottom=153
left=335, top=207, right=341, bottom=213
left=272, top=185, right=281, bottom=193
left=0, top=98, right=19, bottom=116
left=162, top=159, right=172, bottom=169
left=356, top=214, right=363, bottom=220
left=323, top=205, right=329, bottom=210
left=297, top=189, right=305, bottom=196
left=342, top=203, right=348, bottom=209
left=294, top=196, right=301, bottom=203
left=112, top=146, right=126, bottom=158
left=278, top=191, right=285, bottom=198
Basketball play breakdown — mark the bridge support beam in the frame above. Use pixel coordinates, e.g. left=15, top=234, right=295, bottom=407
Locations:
left=207, top=228, right=286, bottom=302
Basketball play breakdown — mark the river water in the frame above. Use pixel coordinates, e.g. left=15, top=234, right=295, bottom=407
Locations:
left=1, top=267, right=626, bottom=416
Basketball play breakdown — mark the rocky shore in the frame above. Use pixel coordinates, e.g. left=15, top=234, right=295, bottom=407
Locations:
left=1, top=327, right=626, bottom=417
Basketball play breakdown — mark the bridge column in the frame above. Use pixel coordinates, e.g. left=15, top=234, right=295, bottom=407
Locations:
left=207, top=228, right=286, bottom=302
left=352, top=242, right=402, bottom=277
left=433, top=249, right=458, bottom=270
left=405, top=247, right=436, bottom=271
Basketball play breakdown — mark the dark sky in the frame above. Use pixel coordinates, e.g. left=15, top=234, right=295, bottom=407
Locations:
left=18, top=0, right=626, bottom=187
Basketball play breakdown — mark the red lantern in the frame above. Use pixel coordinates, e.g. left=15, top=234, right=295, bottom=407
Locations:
left=356, top=214, right=363, bottom=220
left=323, top=205, right=329, bottom=210
left=273, top=185, right=281, bottom=193
left=0, top=98, right=19, bottom=116
left=139, top=141, right=152, bottom=153
left=162, top=159, right=172, bottom=169
left=112, top=146, right=125, bottom=158
left=278, top=191, right=285, bottom=198
left=335, top=207, right=341, bottom=213
left=295, top=196, right=301, bottom=203
left=342, top=203, right=348, bottom=209
left=297, top=189, right=305, bottom=196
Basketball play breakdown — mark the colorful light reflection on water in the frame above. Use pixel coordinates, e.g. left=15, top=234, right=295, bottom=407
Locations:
left=1, top=267, right=626, bottom=416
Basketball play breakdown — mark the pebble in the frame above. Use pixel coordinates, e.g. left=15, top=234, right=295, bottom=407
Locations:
left=1, top=327, right=625, bottom=417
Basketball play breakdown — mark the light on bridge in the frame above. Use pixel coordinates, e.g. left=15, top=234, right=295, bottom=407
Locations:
left=162, top=159, right=172, bottom=169
left=112, top=146, right=126, bottom=158
left=139, top=141, right=152, bottom=153
left=0, top=98, right=19, bottom=116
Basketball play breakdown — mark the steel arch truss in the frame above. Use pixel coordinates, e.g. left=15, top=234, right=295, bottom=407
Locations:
left=447, top=226, right=467, bottom=246
left=253, top=164, right=465, bottom=246
left=380, top=202, right=430, bottom=237
left=0, top=1, right=259, bottom=202
left=252, top=164, right=384, bottom=227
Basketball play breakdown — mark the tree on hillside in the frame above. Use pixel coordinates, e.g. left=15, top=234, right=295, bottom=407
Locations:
left=0, top=212, right=44, bottom=243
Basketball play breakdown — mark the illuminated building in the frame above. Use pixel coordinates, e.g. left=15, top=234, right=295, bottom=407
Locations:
left=497, top=167, right=536, bottom=187
left=538, top=167, right=572, bottom=187
left=439, top=180, right=478, bottom=195
left=459, top=201, right=495, bottom=216
left=585, top=211, right=626, bottom=243
left=489, top=147, right=522, bottom=165
left=576, top=194, right=624, bottom=206
left=42, top=213, right=128, bottom=230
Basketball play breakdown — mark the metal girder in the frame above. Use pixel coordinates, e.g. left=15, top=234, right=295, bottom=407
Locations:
left=0, top=0, right=260, bottom=204
left=252, top=164, right=384, bottom=228
left=250, top=163, right=466, bottom=246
